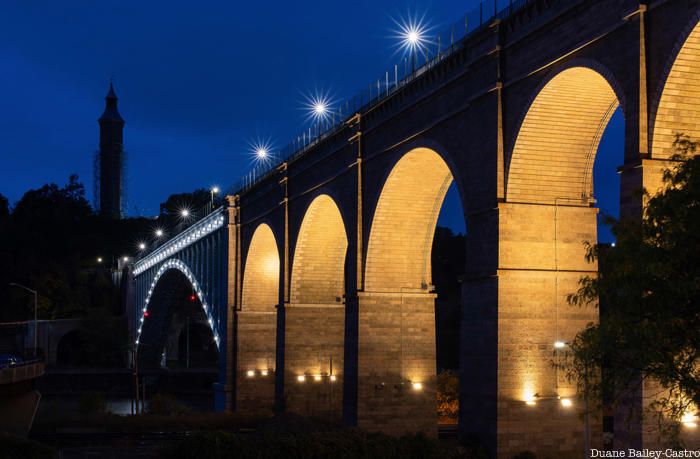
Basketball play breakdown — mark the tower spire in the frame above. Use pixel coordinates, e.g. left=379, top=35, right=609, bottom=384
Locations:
left=100, top=82, right=124, bottom=124
left=97, top=81, right=126, bottom=219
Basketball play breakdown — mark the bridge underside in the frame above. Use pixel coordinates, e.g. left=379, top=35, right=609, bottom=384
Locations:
left=137, top=269, right=219, bottom=369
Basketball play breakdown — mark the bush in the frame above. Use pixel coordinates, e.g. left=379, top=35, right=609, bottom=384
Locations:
left=149, top=393, right=191, bottom=416
left=0, top=433, right=55, bottom=459
left=157, top=429, right=463, bottom=459
left=78, top=392, right=107, bottom=416
left=437, top=370, right=459, bottom=422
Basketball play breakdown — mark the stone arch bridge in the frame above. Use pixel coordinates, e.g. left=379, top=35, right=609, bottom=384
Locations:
left=126, top=0, right=700, bottom=456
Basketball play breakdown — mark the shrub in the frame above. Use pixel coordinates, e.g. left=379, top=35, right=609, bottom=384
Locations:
left=437, top=370, right=459, bottom=422
left=157, top=429, right=463, bottom=459
left=149, top=393, right=190, bottom=416
left=0, top=433, right=55, bottom=459
left=78, top=392, right=107, bottom=416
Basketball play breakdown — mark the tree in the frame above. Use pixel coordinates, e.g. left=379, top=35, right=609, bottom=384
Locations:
left=0, top=175, right=150, bottom=321
left=0, top=193, right=8, bottom=223
left=159, top=188, right=211, bottom=216
left=564, top=135, right=700, bottom=441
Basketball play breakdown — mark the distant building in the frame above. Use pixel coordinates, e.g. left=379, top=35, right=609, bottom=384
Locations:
left=95, top=82, right=125, bottom=219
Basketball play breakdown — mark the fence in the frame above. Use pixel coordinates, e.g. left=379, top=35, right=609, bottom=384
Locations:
left=134, top=0, right=532, bottom=262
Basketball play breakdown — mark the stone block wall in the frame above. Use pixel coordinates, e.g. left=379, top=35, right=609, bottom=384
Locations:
left=236, top=311, right=276, bottom=413
left=497, top=202, right=601, bottom=457
left=284, top=304, right=344, bottom=418
left=356, top=291, right=437, bottom=436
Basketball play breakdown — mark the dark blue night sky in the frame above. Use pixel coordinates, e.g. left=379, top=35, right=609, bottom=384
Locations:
left=0, top=1, right=623, bottom=241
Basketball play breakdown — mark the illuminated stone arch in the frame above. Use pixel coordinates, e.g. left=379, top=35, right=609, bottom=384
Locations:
left=507, top=65, right=623, bottom=204
left=364, top=147, right=455, bottom=293
left=285, top=193, right=347, bottom=417
left=236, top=222, right=280, bottom=412
left=290, top=194, right=348, bottom=304
left=652, top=15, right=700, bottom=158
left=242, top=223, right=280, bottom=312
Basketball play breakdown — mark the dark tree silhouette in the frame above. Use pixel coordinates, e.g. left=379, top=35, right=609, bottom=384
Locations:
left=564, top=135, right=700, bottom=439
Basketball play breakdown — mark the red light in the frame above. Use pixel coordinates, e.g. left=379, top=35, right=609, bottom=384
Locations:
left=189, top=294, right=196, bottom=302
left=144, top=311, right=150, bottom=318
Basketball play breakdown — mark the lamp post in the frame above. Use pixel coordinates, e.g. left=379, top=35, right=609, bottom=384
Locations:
left=9, top=282, right=38, bottom=358
left=210, top=187, right=220, bottom=210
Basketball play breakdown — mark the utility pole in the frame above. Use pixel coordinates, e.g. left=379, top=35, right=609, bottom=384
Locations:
left=186, top=316, right=190, bottom=369
left=133, top=346, right=141, bottom=414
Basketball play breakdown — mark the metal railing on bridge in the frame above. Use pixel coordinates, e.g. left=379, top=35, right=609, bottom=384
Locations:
left=132, top=0, right=531, bottom=265
left=226, top=0, right=530, bottom=196
left=132, top=207, right=226, bottom=275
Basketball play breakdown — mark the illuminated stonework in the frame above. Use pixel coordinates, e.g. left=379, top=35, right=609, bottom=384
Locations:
left=290, top=194, right=348, bottom=304
left=286, top=194, right=347, bottom=417
left=242, top=224, right=280, bottom=312
left=653, top=20, right=700, bottom=158
left=124, top=4, right=700, bottom=455
left=237, top=223, right=280, bottom=412
left=365, top=148, right=452, bottom=292
left=508, top=67, right=619, bottom=205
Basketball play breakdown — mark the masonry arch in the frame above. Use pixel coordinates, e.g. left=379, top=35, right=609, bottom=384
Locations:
left=56, top=330, right=90, bottom=367
left=507, top=65, right=623, bottom=205
left=137, top=259, right=219, bottom=368
left=498, top=64, right=619, bottom=440
left=286, top=193, right=348, bottom=418
left=290, top=194, right=348, bottom=304
left=652, top=15, right=700, bottom=158
left=242, top=223, right=280, bottom=312
left=357, top=145, right=466, bottom=432
left=365, top=147, right=457, bottom=293
left=236, top=223, right=280, bottom=412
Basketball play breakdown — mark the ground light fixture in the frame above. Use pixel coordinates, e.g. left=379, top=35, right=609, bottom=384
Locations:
left=525, top=393, right=537, bottom=406
left=682, top=412, right=699, bottom=428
